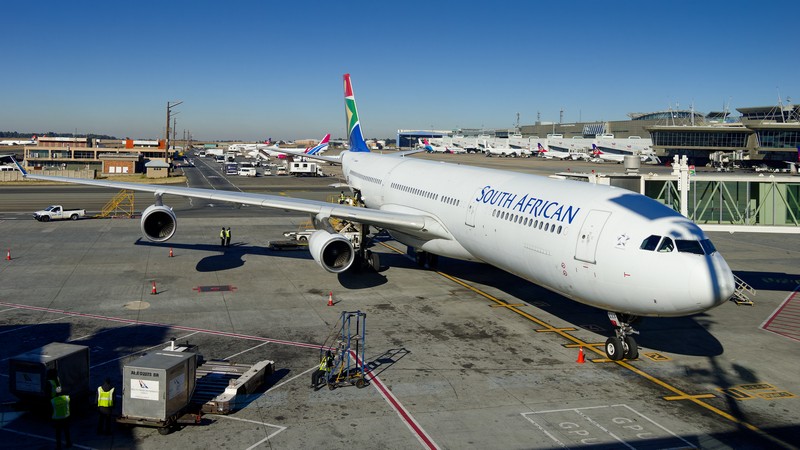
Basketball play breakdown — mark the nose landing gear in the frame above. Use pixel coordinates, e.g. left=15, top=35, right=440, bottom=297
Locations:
left=605, top=312, right=640, bottom=361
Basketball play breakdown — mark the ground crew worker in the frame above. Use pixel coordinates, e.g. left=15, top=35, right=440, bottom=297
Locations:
left=311, top=350, right=335, bottom=390
left=225, top=227, right=231, bottom=247
left=339, top=191, right=346, bottom=204
left=220, top=227, right=226, bottom=247
left=96, top=378, right=115, bottom=435
left=51, top=386, right=72, bottom=449
left=47, top=369, right=61, bottom=399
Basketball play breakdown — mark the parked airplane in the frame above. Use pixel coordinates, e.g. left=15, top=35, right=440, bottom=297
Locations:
left=6, top=74, right=736, bottom=361
left=591, top=144, right=658, bottom=164
left=536, top=142, right=572, bottom=160
left=419, top=139, right=465, bottom=154
left=483, top=140, right=522, bottom=157
left=249, top=134, right=331, bottom=160
left=1, top=135, right=36, bottom=146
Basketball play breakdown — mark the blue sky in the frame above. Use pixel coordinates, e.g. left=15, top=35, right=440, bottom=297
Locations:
left=2, top=1, right=798, bottom=141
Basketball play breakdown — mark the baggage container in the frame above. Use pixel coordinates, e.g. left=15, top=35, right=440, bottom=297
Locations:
left=121, top=351, right=196, bottom=425
left=9, top=343, right=90, bottom=403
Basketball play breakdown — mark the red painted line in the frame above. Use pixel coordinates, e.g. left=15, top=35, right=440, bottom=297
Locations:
left=350, top=350, right=439, bottom=450
left=761, top=286, right=800, bottom=331
left=0, top=301, right=321, bottom=350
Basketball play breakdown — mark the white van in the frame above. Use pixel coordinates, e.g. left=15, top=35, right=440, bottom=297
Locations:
left=238, top=167, right=257, bottom=177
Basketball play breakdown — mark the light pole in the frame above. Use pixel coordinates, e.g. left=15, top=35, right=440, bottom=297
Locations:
left=166, top=101, right=183, bottom=164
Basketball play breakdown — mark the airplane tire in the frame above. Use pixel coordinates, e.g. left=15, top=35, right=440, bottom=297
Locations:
left=624, top=336, right=639, bottom=360
left=370, top=252, right=380, bottom=272
left=605, top=337, right=624, bottom=361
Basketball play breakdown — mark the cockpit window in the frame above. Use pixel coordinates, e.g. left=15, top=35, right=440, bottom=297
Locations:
left=700, top=239, right=716, bottom=255
left=640, top=235, right=661, bottom=251
left=676, top=239, right=704, bottom=255
left=657, top=237, right=674, bottom=253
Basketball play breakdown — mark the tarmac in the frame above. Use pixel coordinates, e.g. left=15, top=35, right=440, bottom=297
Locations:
left=0, top=152, right=799, bottom=449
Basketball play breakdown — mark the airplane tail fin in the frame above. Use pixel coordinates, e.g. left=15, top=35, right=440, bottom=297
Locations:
left=591, top=144, right=602, bottom=156
left=343, top=74, right=370, bottom=153
left=306, top=133, right=331, bottom=155
left=537, top=143, right=547, bottom=153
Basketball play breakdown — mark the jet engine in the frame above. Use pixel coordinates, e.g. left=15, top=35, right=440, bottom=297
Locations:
left=140, top=204, right=177, bottom=242
left=308, top=230, right=355, bottom=273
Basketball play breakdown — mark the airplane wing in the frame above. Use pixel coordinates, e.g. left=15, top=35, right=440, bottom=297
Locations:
left=7, top=157, right=449, bottom=240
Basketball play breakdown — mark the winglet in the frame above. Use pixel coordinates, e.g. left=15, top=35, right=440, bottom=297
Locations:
left=343, top=74, right=370, bottom=153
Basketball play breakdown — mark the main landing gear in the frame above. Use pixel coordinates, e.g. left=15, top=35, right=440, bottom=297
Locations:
left=604, top=312, right=639, bottom=361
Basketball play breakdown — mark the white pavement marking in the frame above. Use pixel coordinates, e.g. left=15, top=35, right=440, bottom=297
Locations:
left=223, top=341, right=269, bottom=360
left=90, top=331, right=199, bottom=369
left=0, top=427, right=96, bottom=449
left=214, top=415, right=286, bottom=450
left=266, top=365, right=318, bottom=393
left=68, top=323, right=135, bottom=343
left=0, top=307, right=20, bottom=314
left=0, top=315, right=65, bottom=335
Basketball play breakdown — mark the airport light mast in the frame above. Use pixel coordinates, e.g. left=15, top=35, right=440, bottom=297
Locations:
left=166, top=101, right=183, bottom=164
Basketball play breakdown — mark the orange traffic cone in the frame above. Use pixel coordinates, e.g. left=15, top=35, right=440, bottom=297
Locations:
left=151, top=281, right=157, bottom=295
left=169, top=248, right=174, bottom=258
left=5, top=249, right=10, bottom=261
left=327, top=291, right=334, bottom=307
left=576, top=346, right=585, bottom=364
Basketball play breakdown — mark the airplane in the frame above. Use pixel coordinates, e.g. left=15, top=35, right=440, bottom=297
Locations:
left=5, top=74, right=736, bottom=361
left=482, top=140, right=522, bottom=157
left=419, top=138, right=465, bottom=154
left=1, top=135, right=37, bottom=146
left=536, top=142, right=572, bottom=160
left=249, top=134, right=330, bottom=160
left=591, top=144, right=658, bottom=164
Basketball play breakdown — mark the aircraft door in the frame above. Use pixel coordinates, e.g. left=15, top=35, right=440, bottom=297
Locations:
left=574, top=210, right=611, bottom=264
left=465, top=201, right=477, bottom=227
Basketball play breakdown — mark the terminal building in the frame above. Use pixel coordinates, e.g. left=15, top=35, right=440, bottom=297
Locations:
left=401, top=102, right=800, bottom=166
left=22, top=137, right=168, bottom=174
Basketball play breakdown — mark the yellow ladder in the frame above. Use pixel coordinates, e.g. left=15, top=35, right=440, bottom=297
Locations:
left=96, top=190, right=135, bottom=218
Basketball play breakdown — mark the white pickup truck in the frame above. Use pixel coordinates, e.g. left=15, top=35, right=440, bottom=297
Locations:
left=33, top=205, right=86, bottom=222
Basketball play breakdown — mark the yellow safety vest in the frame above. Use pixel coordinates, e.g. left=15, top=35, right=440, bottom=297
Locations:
left=51, top=395, right=70, bottom=420
left=225, top=229, right=231, bottom=238
left=319, top=357, right=332, bottom=372
left=220, top=229, right=225, bottom=238
left=97, top=386, right=114, bottom=407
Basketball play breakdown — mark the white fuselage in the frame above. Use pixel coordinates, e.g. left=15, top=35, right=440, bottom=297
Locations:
left=341, top=152, right=735, bottom=318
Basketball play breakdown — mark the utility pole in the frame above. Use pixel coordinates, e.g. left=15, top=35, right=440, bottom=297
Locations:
left=165, top=101, right=183, bottom=163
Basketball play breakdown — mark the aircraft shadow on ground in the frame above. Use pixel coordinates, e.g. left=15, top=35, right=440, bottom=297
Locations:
left=733, top=270, right=800, bottom=292
left=134, top=239, right=313, bottom=272
left=418, top=256, right=725, bottom=357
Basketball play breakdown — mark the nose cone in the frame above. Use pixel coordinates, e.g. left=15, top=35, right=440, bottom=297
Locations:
left=690, top=252, right=735, bottom=311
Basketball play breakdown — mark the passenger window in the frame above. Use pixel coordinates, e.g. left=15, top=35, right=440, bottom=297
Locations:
left=657, top=237, right=675, bottom=253
left=640, top=235, right=661, bottom=251
left=676, top=239, right=704, bottom=255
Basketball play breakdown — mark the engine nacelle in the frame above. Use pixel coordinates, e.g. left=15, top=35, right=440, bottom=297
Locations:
left=140, top=204, right=177, bottom=242
left=308, top=230, right=355, bottom=273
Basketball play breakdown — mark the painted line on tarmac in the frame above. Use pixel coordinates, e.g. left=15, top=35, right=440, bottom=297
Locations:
left=214, top=415, right=286, bottom=450
left=0, top=301, right=323, bottom=350
left=90, top=331, right=200, bottom=369
left=224, top=341, right=270, bottom=360
left=0, top=426, right=96, bottom=449
left=350, top=349, right=440, bottom=450
left=377, top=242, right=795, bottom=450
left=0, top=315, right=66, bottom=336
